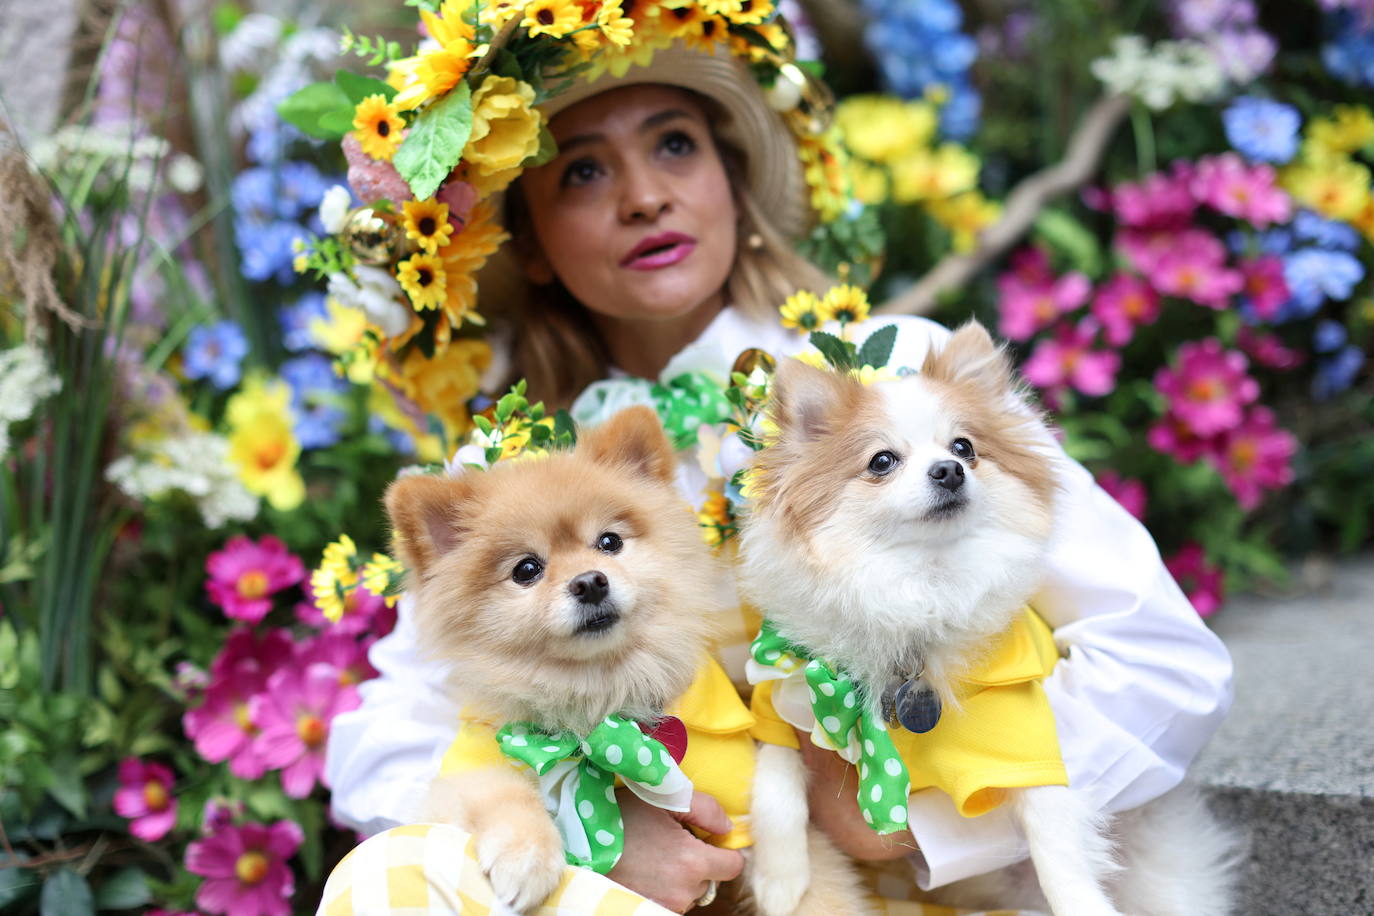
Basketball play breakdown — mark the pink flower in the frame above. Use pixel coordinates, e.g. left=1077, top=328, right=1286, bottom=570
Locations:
left=211, top=628, right=295, bottom=681
left=295, top=631, right=379, bottom=687
left=184, top=629, right=294, bottom=779
left=205, top=536, right=305, bottom=625
left=1238, top=255, right=1290, bottom=320
left=1118, top=225, right=1226, bottom=279
left=1191, top=153, right=1291, bottom=227
left=1111, top=165, right=1198, bottom=229
left=1149, top=243, right=1244, bottom=309
left=186, top=819, right=302, bottom=916
left=1237, top=326, right=1304, bottom=371
left=113, top=758, right=177, bottom=842
left=997, top=251, right=1092, bottom=342
left=1207, top=406, right=1297, bottom=510
left=1166, top=543, right=1225, bottom=618
left=294, top=582, right=392, bottom=637
left=1022, top=320, right=1122, bottom=397
left=1154, top=339, right=1260, bottom=436
left=1091, top=273, right=1160, bottom=346
left=343, top=133, right=413, bottom=205
left=1147, top=411, right=1220, bottom=465
left=436, top=178, right=478, bottom=228
left=250, top=663, right=360, bottom=798
left=1095, top=471, right=1148, bottom=521
left=203, top=798, right=245, bottom=834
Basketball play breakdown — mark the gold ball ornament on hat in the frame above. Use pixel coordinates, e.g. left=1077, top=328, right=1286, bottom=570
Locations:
left=341, top=207, right=415, bottom=266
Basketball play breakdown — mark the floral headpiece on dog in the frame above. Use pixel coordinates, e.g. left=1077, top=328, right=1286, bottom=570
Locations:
left=284, top=0, right=870, bottom=455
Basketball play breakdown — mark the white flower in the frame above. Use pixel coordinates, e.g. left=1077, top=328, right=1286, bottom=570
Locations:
left=166, top=154, right=204, bottom=194
left=447, top=444, right=488, bottom=474
left=327, top=268, right=412, bottom=338
left=0, top=344, right=62, bottom=457
left=106, top=432, right=258, bottom=527
left=319, top=185, right=352, bottom=234
left=1092, top=35, right=1226, bottom=111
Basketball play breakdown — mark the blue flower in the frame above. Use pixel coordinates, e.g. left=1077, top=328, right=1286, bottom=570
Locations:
left=183, top=321, right=249, bottom=390
left=1313, top=345, right=1365, bottom=400
left=1280, top=249, right=1364, bottom=320
left=275, top=162, right=329, bottom=221
left=279, top=293, right=330, bottom=353
left=1292, top=210, right=1361, bottom=252
left=860, top=0, right=981, bottom=138
left=1312, top=320, right=1348, bottom=354
left=1222, top=96, right=1301, bottom=164
left=231, top=168, right=278, bottom=225
left=368, top=415, right=417, bottom=454
left=281, top=354, right=350, bottom=450
left=1228, top=227, right=1293, bottom=257
left=1322, top=11, right=1374, bottom=87
left=236, top=218, right=306, bottom=285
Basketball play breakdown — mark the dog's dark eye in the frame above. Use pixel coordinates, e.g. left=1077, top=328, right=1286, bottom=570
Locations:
left=868, top=450, right=899, bottom=476
left=596, top=532, right=623, bottom=554
left=512, top=557, right=543, bottom=585
left=951, top=438, right=976, bottom=461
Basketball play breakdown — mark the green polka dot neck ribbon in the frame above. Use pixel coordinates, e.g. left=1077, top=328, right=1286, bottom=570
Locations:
left=571, top=370, right=732, bottom=451
left=496, top=715, right=693, bottom=873
left=749, top=620, right=913, bottom=835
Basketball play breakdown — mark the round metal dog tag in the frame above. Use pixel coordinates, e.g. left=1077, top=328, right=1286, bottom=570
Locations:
left=894, top=678, right=942, bottom=734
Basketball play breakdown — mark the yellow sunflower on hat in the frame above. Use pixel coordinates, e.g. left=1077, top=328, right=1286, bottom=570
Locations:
left=523, top=0, right=583, bottom=38
left=352, top=95, right=405, bottom=161
left=402, top=199, right=456, bottom=255
left=398, top=253, right=449, bottom=311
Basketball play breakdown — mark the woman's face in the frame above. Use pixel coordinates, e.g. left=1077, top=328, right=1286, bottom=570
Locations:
left=519, top=84, right=738, bottom=325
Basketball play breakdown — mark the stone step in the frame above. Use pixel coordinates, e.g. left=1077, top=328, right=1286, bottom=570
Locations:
left=1192, top=557, right=1374, bottom=914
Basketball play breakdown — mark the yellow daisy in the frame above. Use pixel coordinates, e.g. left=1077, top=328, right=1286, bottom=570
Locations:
left=480, top=0, right=524, bottom=27
left=393, top=44, right=474, bottom=112
left=597, top=1, right=636, bottom=48
left=397, top=252, right=449, bottom=311
left=822, top=284, right=871, bottom=325
left=779, top=290, right=825, bottom=332
left=361, top=553, right=404, bottom=607
left=420, top=0, right=477, bottom=49
left=890, top=143, right=980, bottom=204
left=1281, top=157, right=1371, bottom=222
left=729, top=21, right=788, bottom=62
left=523, top=0, right=583, bottom=38
left=312, top=535, right=360, bottom=623
left=352, top=95, right=405, bottom=161
left=722, top=0, right=772, bottom=25
left=401, top=199, right=455, bottom=254
left=698, top=0, right=741, bottom=15
left=1305, top=105, right=1374, bottom=161
left=439, top=200, right=509, bottom=328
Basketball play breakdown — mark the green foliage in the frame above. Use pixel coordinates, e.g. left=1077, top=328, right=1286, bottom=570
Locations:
left=395, top=82, right=475, bottom=200
left=276, top=81, right=355, bottom=140
left=339, top=28, right=408, bottom=66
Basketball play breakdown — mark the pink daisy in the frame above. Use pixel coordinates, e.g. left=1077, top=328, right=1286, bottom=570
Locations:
left=1238, top=255, right=1290, bottom=320
left=1154, top=339, right=1260, bottom=436
left=113, top=758, right=178, bottom=842
left=1095, top=471, right=1149, bottom=521
left=1165, top=543, right=1226, bottom=618
left=205, top=536, right=305, bottom=625
left=1191, top=153, right=1292, bottom=228
left=1111, top=164, right=1198, bottom=229
left=996, top=254, right=1092, bottom=342
left=1236, top=326, right=1304, bottom=371
left=295, top=631, right=379, bottom=687
left=1022, top=320, right=1122, bottom=398
left=1117, top=225, right=1226, bottom=280
left=185, top=819, right=302, bottom=916
left=1148, top=244, right=1244, bottom=309
left=250, top=663, right=360, bottom=798
left=1091, top=273, right=1160, bottom=346
left=184, top=629, right=294, bottom=779
left=210, top=628, right=295, bottom=681
left=294, top=581, right=393, bottom=637
left=1207, top=406, right=1298, bottom=510
left=1147, top=411, right=1221, bottom=465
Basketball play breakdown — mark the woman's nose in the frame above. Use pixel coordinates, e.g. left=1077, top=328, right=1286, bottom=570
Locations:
left=617, top=161, right=671, bottom=223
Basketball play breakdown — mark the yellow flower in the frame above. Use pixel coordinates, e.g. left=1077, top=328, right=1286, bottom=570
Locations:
left=822, top=284, right=870, bottom=325
left=393, top=44, right=475, bottom=112
left=421, top=0, right=477, bottom=48
left=697, top=489, right=735, bottom=548
left=1305, top=105, right=1374, bottom=161
left=439, top=199, right=509, bottom=328
left=480, top=0, right=523, bottom=27
left=779, top=290, right=825, bottom=332
left=352, top=95, right=405, bottom=161
left=312, top=535, right=360, bottom=623
left=848, top=160, right=891, bottom=205
left=798, top=130, right=851, bottom=222
left=1281, top=157, right=1372, bottom=222
left=293, top=253, right=309, bottom=273
left=597, top=1, right=636, bottom=47
left=729, top=20, right=788, bottom=62
left=523, top=0, right=583, bottom=37
left=392, top=339, right=493, bottom=444
left=398, top=252, right=449, bottom=311
left=465, top=76, right=543, bottom=177
left=1351, top=195, right=1374, bottom=245
left=722, top=0, right=772, bottom=25
left=361, top=553, right=404, bottom=607
left=583, top=14, right=672, bottom=78
left=853, top=364, right=899, bottom=385
left=311, top=299, right=380, bottom=384
left=226, top=377, right=304, bottom=511
left=737, top=466, right=764, bottom=502
left=794, top=348, right=828, bottom=371
left=836, top=96, right=938, bottom=165
left=928, top=191, right=1002, bottom=253
left=890, top=143, right=980, bottom=204
left=402, top=199, right=455, bottom=254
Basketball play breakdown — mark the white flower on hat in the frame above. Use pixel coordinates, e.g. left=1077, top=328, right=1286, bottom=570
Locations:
left=327, top=268, right=411, bottom=338
left=319, top=185, right=353, bottom=234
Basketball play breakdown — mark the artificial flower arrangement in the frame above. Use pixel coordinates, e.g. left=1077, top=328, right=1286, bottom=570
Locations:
left=280, top=0, right=866, bottom=461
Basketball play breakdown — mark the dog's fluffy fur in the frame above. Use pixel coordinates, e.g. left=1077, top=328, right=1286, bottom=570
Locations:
left=739, top=322, right=1240, bottom=916
left=385, top=406, right=729, bottom=910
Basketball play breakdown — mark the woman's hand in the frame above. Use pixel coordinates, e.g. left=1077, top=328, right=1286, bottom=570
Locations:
left=797, top=730, right=918, bottom=861
left=607, top=789, right=744, bottom=912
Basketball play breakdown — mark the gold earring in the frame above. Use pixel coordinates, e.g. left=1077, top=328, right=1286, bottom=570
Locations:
left=747, top=233, right=763, bottom=251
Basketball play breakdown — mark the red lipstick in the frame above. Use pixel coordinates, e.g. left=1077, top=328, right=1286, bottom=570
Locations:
left=620, top=232, right=696, bottom=270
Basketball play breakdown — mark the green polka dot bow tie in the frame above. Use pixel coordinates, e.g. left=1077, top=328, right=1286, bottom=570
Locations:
left=750, top=621, right=913, bottom=834
left=496, top=715, right=693, bottom=873
left=571, top=370, right=732, bottom=451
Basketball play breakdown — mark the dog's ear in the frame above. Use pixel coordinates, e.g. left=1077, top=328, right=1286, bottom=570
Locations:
left=578, top=406, right=677, bottom=484
left=384, top=474, right=476, bottom=578
left=770, top=358, right=856, bottom=442
left=921, top=321, right=1016, bottom=397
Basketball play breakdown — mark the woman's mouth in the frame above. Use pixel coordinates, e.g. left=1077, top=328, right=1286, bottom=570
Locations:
left=621, top=232, right=696, bottom=270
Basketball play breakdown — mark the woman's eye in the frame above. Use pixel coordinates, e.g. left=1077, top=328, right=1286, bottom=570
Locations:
left=596, top=532, right=623, bottom=554
left=951, top=438, right=976, bottom=461
left=659, top=130, right=696, bottom=158
left=561, top=157, right=602, bottom=187
left=512, top=557, right=543, bottom=585
left=867, top=450, right=899, bottom=476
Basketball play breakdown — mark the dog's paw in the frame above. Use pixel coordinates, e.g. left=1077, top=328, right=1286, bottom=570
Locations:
left=475, top=822, right=566, bottom=912
left=749, top=858, right=810, bottom=916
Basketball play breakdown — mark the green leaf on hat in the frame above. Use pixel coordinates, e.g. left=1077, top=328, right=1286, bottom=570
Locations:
left=809, top=331, right=855, bottom=371
left=335, top=68, right=397, bottom=104
left=526, top=124, right=559, bottom=168
left=277, top=81, right=354, bottom=140
left=395, top=82, right=475, bottom=201
left=857, top=324, right=897, bottom=370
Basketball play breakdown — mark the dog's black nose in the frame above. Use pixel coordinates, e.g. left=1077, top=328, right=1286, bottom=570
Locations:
left=928, top=460, right=965, bottom=491
left=569, top=571, right=609, bottom=605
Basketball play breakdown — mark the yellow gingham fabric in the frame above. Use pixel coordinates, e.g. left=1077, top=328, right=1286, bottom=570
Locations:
left=317, top=823, right=1041, bottom=915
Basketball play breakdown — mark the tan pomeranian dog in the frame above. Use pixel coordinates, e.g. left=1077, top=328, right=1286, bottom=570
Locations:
left=384, top=406, right=733, bottom=911
left=739, top=323, right=1239, bottom=916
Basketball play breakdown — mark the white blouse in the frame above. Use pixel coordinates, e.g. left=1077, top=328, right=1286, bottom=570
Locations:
left=323, top=306, right=1233, bottom=890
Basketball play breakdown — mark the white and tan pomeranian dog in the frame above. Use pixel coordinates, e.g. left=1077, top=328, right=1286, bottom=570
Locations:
left=739, top=322, right=1239, bottom=916
left=384, top=406, right=733, bottom=911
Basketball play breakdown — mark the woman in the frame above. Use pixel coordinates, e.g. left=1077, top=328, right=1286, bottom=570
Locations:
left=322, top=42, right=1232, bottom=916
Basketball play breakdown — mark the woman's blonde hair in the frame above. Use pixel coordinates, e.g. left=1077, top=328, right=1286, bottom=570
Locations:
left=502, top=94, right=832, bottom=407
